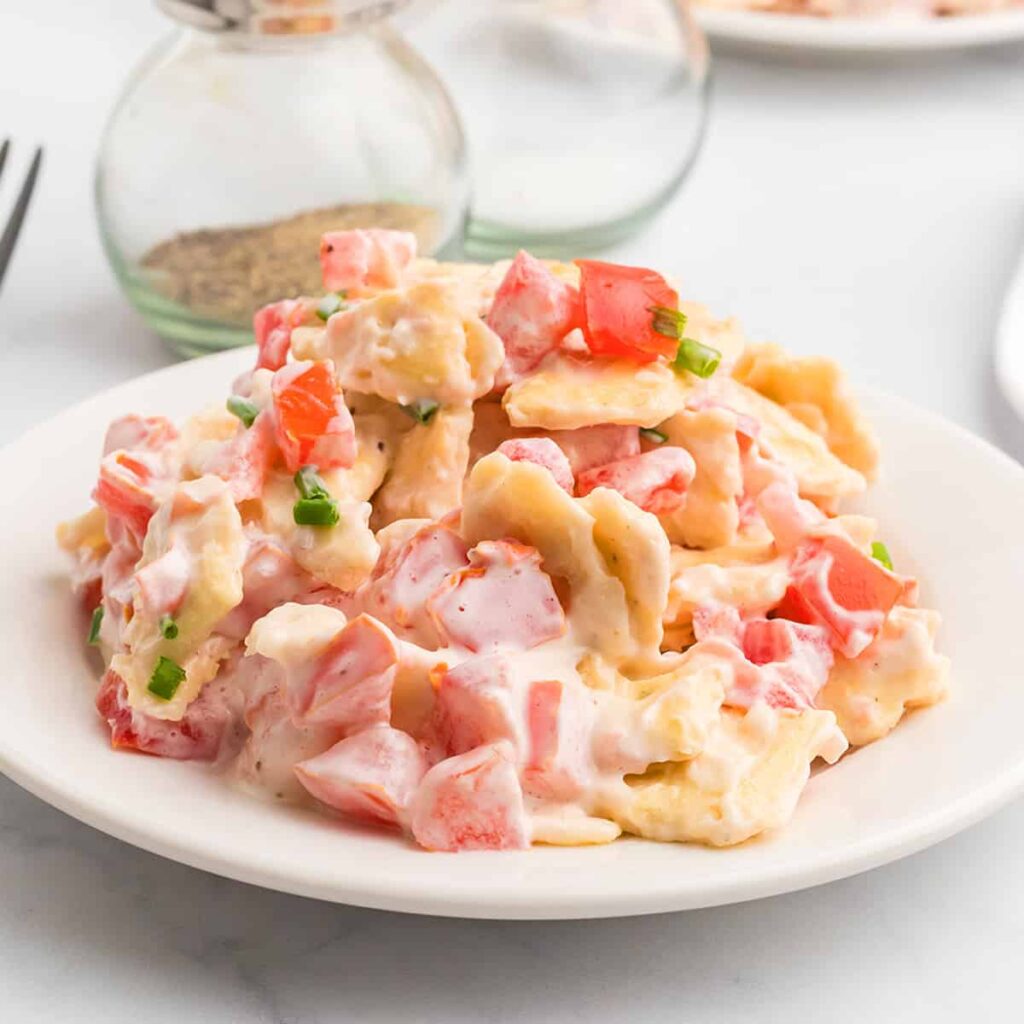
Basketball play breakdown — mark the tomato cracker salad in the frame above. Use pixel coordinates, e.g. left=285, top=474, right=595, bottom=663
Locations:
left=58, top=230, right=949, bottom=852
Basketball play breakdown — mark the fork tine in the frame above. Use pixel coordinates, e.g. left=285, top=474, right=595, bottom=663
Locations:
left=0, top=146, right=43, bottom=294
left=0, top=139, right=10, bottom=183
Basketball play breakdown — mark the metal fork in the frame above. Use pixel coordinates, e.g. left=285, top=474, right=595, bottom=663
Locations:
left=0, top=140, right=44, bottom=295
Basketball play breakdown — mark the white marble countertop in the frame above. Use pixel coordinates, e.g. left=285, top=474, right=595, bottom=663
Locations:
left=3, top=3, right=1024, bottom=1020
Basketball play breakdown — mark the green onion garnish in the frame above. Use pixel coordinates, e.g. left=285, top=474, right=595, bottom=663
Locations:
left=650, top=305, right=688, bottom=341
left=294, top=465, right=330, bottom=500
left=639, top=427, right=668, bottom=445
left=226, top=395, right=259, bottom=428
left=673, top=338, right=721, bottom=380
left=147, top=656, right=186, bottom=701
left=293, top=497, right=340, bottom=527
left=316, top=292, right=346, bottom=321
left=159, top=614, right=179, bottom=640
left=293, top=466, right=339, bottom=527
left=401, top=398, right=440, bottom=425
left=87, top=606, right=104, bottom=646
left=871, top=541, right=894, bottom=571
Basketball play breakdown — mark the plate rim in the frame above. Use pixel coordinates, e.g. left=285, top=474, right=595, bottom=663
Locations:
left=3, top=349, right=1024, bottom=919
left=694, top=6, right=1024, bottom=52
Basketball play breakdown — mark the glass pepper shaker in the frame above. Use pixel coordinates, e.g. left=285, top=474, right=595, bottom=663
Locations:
left=97, top=0, right=469, bottom=357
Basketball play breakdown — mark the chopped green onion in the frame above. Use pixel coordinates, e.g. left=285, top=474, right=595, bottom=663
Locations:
left=226, top=395, right=259, bottom=428
left=673, top=338, right=721, bottom=380
left=649, top=305, right=688, bottom=341
left=293, top=466, right=338, bottom=526
left=159, top=614, right=179, bottom=640
left=293, top=496, right=340, bottom=527
left=147, top=656, right=186, bottom=701
left=294, top=465, right=330, bottom=500
left=871, top=541, right=894, bottom=571
left=316, top=292, right=346, bottom=321
left=87, top=606, right=104, bottom=646
left=401, top=398, right=440, bottom=425
left=639, top=427, right=668, bottom=445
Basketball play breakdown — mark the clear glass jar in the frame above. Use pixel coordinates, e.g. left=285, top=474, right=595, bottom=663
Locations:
left=404, top=0, right=710, bottom=258
left=97, top=1, right=469, bottom=358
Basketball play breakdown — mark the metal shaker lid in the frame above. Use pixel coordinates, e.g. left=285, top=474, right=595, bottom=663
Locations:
left=156, top=0, right=408, bottom=34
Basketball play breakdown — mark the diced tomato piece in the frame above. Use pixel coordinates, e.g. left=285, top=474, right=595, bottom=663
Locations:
left=523, top=679, right=590, bottom=802
left=319, top=228, right=417, bottom=293
left=359, top=524, right=470, bottom=647
left=741, top=617, right=833, bottom=706
left=489, top=251, right=581, bottom=388
left=133, top=540, right=190, bottom=617
left=102, top=414, right=178, bottom=457
left=729, top=657, right=830, bottom=711
left=575, top=259, right=680, bottom=362
left=550, top=424, right=641, bottom=475
left=428, top=540, right=566, bottom=653
left=289, top=614, right=398, bottom=732
left=434, top=655, right=522, bottom=757
left=776, top=534, right=904, bottom=658
left=96, top=669, right=231, bottom=761
left=744, top=617, right=798, bottom=665
left=208, top=410, right=277, bottom=503
left=692, top=604, right=745, bottom=646
left=687, top=628, right=828, bottom=712
left=775, top=583, right=816, bottom=629
left=576, top=447, right=696, bottom=515
left=410, top=742, right=529, bottom=852
left=496, top=438, right=574, bottom=493
left=271, top=360, right=355, bottom=473
left=253, top=298, right=309, bottom=371
left=294, top=724, right=428, bottom=827
left=821, top=535, right=904, bottom=613
left=93, top=450, right=159, bottom=545
left=690, top=614, right=834, bottom=711
left=756, top=480, right=825, bottom=553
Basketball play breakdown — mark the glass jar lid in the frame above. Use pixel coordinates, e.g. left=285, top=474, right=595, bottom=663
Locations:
left=156, top=0, right=409, bottom=35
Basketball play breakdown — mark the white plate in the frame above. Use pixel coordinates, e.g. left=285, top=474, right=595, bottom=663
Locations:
left=694, top=7, right=1024, bottom=52
left=2, top=348, right=1024, bottom=920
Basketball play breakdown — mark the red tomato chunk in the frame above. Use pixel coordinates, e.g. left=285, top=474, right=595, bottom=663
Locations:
left=576, top=259, right=681, bottom=362
left=294, top=724, right=428, bottom=827
left=776, top=534, right=904, bottom=658
left=489, top=250, right=580, bottom=387
left=410, top=742, right=529, bottom=852
left=271, top=361, right=355, bottom=474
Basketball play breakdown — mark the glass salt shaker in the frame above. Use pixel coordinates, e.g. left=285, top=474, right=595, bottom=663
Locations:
left=404, top=0, right=710, bottom=258
left=97, top=0, right=469, bottom=357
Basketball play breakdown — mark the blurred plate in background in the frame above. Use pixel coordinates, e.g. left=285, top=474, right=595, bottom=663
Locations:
left=695, top=7, right=1024, bottom=52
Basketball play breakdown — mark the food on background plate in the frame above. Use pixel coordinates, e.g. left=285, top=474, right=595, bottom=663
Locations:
left=697, top=0, right=1021, bottom=18
left=58, top=231, right=949, bottom=852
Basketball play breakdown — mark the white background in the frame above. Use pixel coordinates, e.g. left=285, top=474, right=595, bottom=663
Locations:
left=3, top=3, right=1024, bottom=1020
